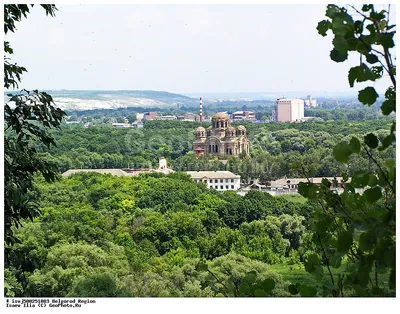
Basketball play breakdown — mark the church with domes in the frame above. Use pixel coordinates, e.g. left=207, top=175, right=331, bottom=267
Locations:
left=193, top=112, right=249, bottom=158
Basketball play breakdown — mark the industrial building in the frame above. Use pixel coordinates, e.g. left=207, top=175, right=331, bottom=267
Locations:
left=304, top=95, right=317, bottom=108
left=231, top=111, right=256, bottom=122
left=276, top=98, right=305, bottom=122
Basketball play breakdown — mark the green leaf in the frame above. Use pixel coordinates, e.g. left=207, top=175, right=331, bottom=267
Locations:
left=356, top=36, right=374, bottom=54
left=371, top=286, right=385, bottom=296
left=298, top=285, right=318, bottom=297
left=358, top=87, right=378, bottom=105
left=333, top=36, right=348, bottom=53
left=254, top=289, right=268, bottom=297
left=348, top=66, right=360, bottom=88
left=345, top=193, right=365, bottom=210
left=366, top=24, right=376, bottom=35
left=330, top=48, right=348, bottom=62
left=304, top=254, right=320, bottom=273
left=195, top=262, right=208, bottom=271
left=332, top=142, right=352, bottom=163
left=366, top=54, right=379, bottom=64
left=321, top=178, right=331, bottom=188
left=348, top=64, right=378, bottom=88
left=249, top=283, right=263, bottom=294
left=317, top=20, right=331, bottom=37
left=332, top=19, right=348, bottom=36
left=226, top=282, right=236, bottom=296
left=354, top=285, right=368, bottom=296
left=370, top=11, right=385, bottom=21
left=298, top=182, right=318, bottom=200
left=329, top=252, right=344, bottom=268
left=368, top=174, right=378, bottom=187
left=381, top=99, right=395, bottom=115
left=326, top=4, right=340, bottom=18
left=361, top=4, right=373, bottom=12
left=364, top=133, right=379, bottom=148
left=322, top=280, right=335, bottom=290
left=378, top=33, right=395, bottom=48
left=389, top=270, right=395, bottom=289
left=364, top=186, right=382, bottom=203
left=384, top=158, right=395, bottom=169
left=354, top=20, right=363, bottom=34
left=371, top=66, right=383, bottom=78
left=337, top=230, right=353, bottom=253
left=349, top=137, right=360, bottom=153
left=244, top=271, right=257, bottom=284
left=311, top=215, right=333, bottom=233
left=331, top=12, right=354, bottom=36
left=359, top=232, right=376, bottom=252
left=385, top=86, right=396, bottom=99
left=377, top=20, right=387, bottom=31
left=357, top=257, right=374, bottom=287
left=261, top=279, right=275, bottom=293
left=238, top=282, right=250, bottom=296
left=288, top=284, right=298, bottom=295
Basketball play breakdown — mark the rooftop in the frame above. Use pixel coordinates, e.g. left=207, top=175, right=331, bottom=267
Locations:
left=232, top=111, right=254, bottom=115
left=276, top=98, right=304, bottom=102
left=270, top=177, right=347, bottom=186
left=186, top=171, right=240, bottom=179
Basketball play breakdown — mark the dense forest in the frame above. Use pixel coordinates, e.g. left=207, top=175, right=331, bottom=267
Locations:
left=7, top=171, right=393, bottom=297
left=41, top=117, right=395, bottom=183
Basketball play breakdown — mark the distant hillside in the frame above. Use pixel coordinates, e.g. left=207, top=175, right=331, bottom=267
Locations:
left=4, top=90, right=200, bottom=111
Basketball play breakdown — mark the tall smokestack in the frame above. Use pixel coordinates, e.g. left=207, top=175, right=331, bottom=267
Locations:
left=199, top=97, right=204, bottom=122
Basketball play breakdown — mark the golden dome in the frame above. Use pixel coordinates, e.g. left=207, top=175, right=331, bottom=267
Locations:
left=196, top=126, right=206, bottom=131
left=236, top=125, right=246, bottom=130
left=212, top=112, right=229, bottom=119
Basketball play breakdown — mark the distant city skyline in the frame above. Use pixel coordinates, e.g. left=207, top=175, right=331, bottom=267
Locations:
left=5, top=4, right=394, bottom=94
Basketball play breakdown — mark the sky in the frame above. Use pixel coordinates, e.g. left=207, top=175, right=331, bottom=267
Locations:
left=4, top=3, right=396, bottom=95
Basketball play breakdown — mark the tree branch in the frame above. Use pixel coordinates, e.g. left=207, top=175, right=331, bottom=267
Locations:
left=363, top=147, right=395, bottom=194
left=316, top=232, right=337, bottom=296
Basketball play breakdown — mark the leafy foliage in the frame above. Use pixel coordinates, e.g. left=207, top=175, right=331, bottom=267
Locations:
left=4, top=5, right=66, bottom=250
left=5, top=172, right=317, bottom=297
left=298, top=4, right=396, bottom=297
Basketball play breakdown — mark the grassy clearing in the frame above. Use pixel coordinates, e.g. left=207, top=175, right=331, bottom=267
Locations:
left=275, top=194, right=308, bottom=204
left=268, top=264, right=320, bottom=286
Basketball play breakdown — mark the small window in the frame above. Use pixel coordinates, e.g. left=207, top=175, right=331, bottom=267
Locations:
left=231, top=179, right=234, bottom=182
left=231, top=185, right=234, bottom=189
left=220, top=179, right=223, bottom=183
left=225, top=179, right=229, bottom=183
left=226, top=185, right=229, bottom=189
